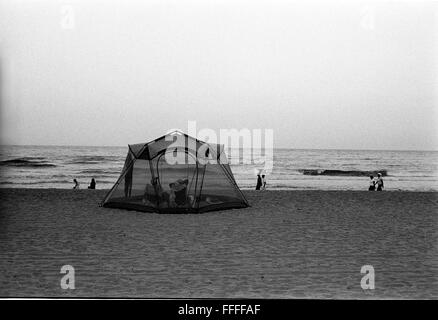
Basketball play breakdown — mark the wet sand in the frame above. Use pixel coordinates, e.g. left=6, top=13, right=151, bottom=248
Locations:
left=0, top=188, right=437, bottom=299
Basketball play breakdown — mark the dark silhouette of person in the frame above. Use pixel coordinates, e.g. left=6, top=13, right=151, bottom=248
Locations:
left=368, top=175, right=375, bottom=191
left=73, top=179, right=80, bottom=189
left=88, top=178, right=96, bottom=189
left=256, top=174, right=262, bottom=190
left=376, top=173, right=384, bottom=191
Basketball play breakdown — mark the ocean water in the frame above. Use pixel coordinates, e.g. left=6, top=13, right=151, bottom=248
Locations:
left=0, top=145, right=437, bottom=191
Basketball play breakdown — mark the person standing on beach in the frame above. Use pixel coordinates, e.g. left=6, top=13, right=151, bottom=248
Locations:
left=73, top=179, right=80, bottom=189
left=255, top=174, right=262, bottom=190
left=261, top=174, right=267, bottom=190
left=376, top=173, right=384, bottom=191
left=368, top=175, right=376, bottom=191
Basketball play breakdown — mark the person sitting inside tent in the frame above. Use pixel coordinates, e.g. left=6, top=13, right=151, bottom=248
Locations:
left=174, top=179, right=189, bottom=206
left=166, top=179, right=189, bottom=208
left=143, top=177, right=164, bottom=205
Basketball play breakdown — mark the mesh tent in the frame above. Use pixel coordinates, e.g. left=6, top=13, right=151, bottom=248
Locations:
left=102, top=131, right=249, bottom=213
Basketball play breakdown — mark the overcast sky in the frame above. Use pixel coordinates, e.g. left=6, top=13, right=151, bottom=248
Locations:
left=0, top=0, right=437, bottom=150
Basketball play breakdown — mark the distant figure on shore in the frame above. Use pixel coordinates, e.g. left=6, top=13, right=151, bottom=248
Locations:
left=368, top=175, right=376, bottom=191
left=376, top=173, right=384, bottom=191
left=261, top=174, right=267, bottom=190
left=88, top=178, right=96, bottom=189
left=73, top=179, right=80, bottom=189
left=255, top=174, right=262, bottom=190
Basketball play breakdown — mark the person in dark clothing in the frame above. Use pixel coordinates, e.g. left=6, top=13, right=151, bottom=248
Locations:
left=88, top=178, right=96, bottom=189
left=376, top=173, right=384, bottom=191
left=256, top=174, right=262, bottom=190
left=368, top=175, right=375, bottom=191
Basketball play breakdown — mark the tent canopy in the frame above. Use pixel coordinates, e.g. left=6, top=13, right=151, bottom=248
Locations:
left=102, top=130, right=249, bottom=213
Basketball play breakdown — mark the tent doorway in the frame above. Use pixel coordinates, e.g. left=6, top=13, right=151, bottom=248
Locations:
left=155, top=148, right=201, bottom=209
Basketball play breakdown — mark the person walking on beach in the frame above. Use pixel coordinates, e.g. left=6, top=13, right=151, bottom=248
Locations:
left=73, top=179, right=80, bottom=189
left=88, top=178, right=96, bottom=189
left=368, top=175, right=376, bottom=191
left=255, top=174, right=262, bottom=190
left=376, top=173, right=384, bottom=191
left=261, top=174, right=267, bottom=190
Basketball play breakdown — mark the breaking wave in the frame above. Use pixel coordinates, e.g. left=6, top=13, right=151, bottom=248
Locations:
left=78, top=169, right=121, bottom=176
left=0, top=158, right=56, bottom=168
left=67, top=156, right=122, bottom=164
left=298, top=169, right=388, bottom=177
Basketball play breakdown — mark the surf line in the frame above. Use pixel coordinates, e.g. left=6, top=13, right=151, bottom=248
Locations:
left=178, top=304, right=212, bottom=318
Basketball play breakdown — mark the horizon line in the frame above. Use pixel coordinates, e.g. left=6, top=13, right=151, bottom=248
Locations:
left=1, top=143, right=437, bottom=152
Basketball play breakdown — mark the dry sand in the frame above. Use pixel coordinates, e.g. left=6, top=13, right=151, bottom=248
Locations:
left=0, top=188, right=437, bottom=299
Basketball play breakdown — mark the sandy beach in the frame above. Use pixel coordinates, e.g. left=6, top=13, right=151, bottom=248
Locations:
left=0, top=188, right=437, bottom=299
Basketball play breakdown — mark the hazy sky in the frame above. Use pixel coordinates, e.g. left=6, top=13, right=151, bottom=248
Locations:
left=0, top=0, right=437, bottom=149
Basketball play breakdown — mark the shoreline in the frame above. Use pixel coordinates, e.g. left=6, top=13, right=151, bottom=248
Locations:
left=1, top=187, right=437, bottom=193
left=1, top=189, right=437, bottom=298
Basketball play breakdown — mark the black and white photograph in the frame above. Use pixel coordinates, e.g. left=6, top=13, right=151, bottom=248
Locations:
left=0, top=0, right=437, bottom=307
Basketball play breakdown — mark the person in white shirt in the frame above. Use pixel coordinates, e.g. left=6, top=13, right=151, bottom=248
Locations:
left=376, top=173, right=384, bottom=191
left=261, top=174, right=267, bottom=190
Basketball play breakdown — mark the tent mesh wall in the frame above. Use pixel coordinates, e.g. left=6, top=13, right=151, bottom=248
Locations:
left=102, top=132, right=249, bottom=213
